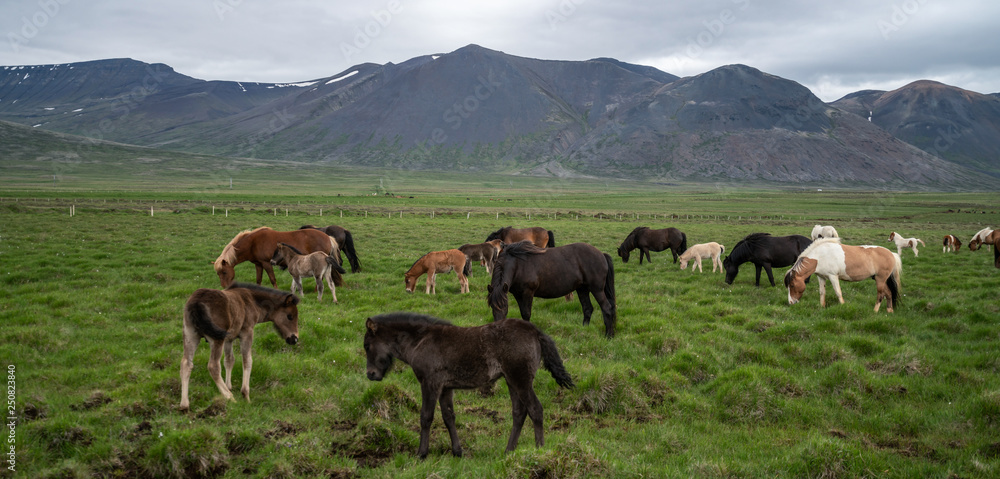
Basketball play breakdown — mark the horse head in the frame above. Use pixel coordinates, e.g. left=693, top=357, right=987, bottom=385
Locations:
left=403, top=273, right=418, bottom=293
left=783, top=258, right=814, bottom=305
left=363, top=318, right=394, bottom=381
left=722, top=256, right=738, bottom=284
left=214, top=259, right=236, bottom=288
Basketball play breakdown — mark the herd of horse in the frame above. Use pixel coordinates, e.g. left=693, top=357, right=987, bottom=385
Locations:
left=189, top=221, right=998, bottom=457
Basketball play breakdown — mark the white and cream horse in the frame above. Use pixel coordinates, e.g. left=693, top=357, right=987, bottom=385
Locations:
left=785, top=238, right=902, bottom=313
left=969, top=227, right=995, bottom=251
left=678, top=242, right=725, bottom=273
left=888, top=232, right=925, bottom=257
left=810, top=225, right=839, bottom=241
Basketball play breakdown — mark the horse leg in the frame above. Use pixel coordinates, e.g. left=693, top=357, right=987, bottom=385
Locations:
left=515, top=294, right=535, bottom=322
left=417, top=383, right=442, bottom=459
left=179, top=325, right=199, bottom=410
left=223, top=338, right=236, bottom=391
left=207, top=340, right=234, bottom=401
left=292, top=277, right=303, bottom=297
left=263, top=262, right=278, bottom=288
left=254, top=263, right=264, bottom=285
left=763, top=264, right=777, bottom=287
left=458, top=270, right=469, bottom=294
left=239, top=332, right=254, bottom=401
left=576, top=289, right=594, bottom=325
left=829, top=276, right=845, bottom=304
left=314, top=274, right=323, bottom=301
left=818, top=276, right=827, bottom=308
left=590, top=289, right=616, bottom=338
left=426, top=273, right=435, bottom=294
left=438, top=389, right=463, bottom=457
left=505, top=384, right=529, bottom=453
left=325, top=270, right=337, bottom=303
left=695, top=256, right=703, bottom=273
left=754, top=264, right=764, bottom=287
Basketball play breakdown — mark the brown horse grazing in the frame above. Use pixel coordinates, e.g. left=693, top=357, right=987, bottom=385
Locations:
left=458, top=240, right=503, bottom=274
left=364, top=312, right=574, bottom=458
left=404, top=249, right=471, bottom=294
left=969, top=228, right=998, bottom=252
left=616, top=226, right=687, bottom=264
left=299, top=224, right=361, bottom=273
left=488, top=241, right=617, bottom=338
left=784, top=238, right=902, bottom=313
left=179, top=283, right=300, bottom=411
left=270, top=243, right=346, bottom=302
left=942, top=235, right=962, bottom=253
left=213, top=227, right=339, bottom=288
left=486, top=226, right=555, bottom=248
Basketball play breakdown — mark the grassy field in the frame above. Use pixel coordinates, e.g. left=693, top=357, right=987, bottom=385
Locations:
left=2, top=182, right=1000, bottom=478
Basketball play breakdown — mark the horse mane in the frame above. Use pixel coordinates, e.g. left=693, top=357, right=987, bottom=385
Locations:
left=369, top=312, right=452, bottom=328
left=798, top=237, right=841, bottom=258
left=214, top=227, right=269, bottom=269
left=278, top=242, right=304, bottom=255
left=728, top=233, right=771, bottom=262
left=226, top=281, right=298, bottom=303
left=486, top=226, right=512, bottom=241
left=620, top=227, right=649, bottom=251
left=408, top=252, right=432, bottom=272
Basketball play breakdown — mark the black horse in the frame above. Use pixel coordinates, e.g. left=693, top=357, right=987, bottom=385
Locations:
left=488, top=241, right=617, bottom=338
left=299, top=225, right=361, bottom=273
left=723, top=233, right=812, bottom=286
left=363, top=312, right=574, bottom=458
left=617, top=226, right=687, bottom=264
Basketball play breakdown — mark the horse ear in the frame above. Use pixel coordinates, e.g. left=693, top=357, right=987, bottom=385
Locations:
left=284, top=294, right=299, bottom=306
left=365, top=318, right=377, bottom=333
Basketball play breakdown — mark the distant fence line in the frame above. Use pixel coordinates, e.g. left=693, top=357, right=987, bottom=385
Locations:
left=0, top=197, right=811, bottom=223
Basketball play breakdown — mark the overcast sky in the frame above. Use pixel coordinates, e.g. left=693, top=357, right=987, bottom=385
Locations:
left=2, top=0, right=998, bottom=102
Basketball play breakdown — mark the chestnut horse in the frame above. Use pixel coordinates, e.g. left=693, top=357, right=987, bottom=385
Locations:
left=299, top=224, right=361, bottom=273
left=213, top=227, right=339, bottom=288
left=364, top=313, right=574, bottom=458
left=784, top=238, right=902, bottom=313
left=179, top=283, right=300, bottom=411
left=617, top=226, right=687, bottom=264
left=488, top=241, right=616, bottom=338
left=404, top=249, right=471, bottom=294
left=486, top=226, right=554, bottom=248
left=942, top=235, right=961, bottom=253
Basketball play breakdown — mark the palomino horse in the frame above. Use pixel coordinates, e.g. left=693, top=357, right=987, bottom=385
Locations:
left=486, top=226, right=555, bottom=248
left=810, top=225, right=839, bottom=240
left=969, top=227, right=995, bottom=251
left=943, top=235, right=962, bottom=253
left=888, top=232, right=925, bottom=257
left=617, top=226, right=687, bottom=264
left=458, top=239, right=503, bottom=274
left=179, top=283, right=299, bottom=411
left=678, top=242, right=725, bottom=273
left=299, top=225, right=362, bottom=273
left=723, top=233, right=812, bottom=286
left=213, top=227, right=338, bottom=288
left=404, top=249, right=471, bottom=294
left=785, top=238, right=902, bottom=312
left=488, top=241, right=617, bottom=338
left=364, top=312, right=574, bottom=458
left=270, top=243, right=346, bottom=302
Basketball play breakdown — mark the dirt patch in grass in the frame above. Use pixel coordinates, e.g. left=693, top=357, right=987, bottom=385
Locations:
left=465, top=406, right=503, bottom=424
left=71, top=390, right=113, bottom=411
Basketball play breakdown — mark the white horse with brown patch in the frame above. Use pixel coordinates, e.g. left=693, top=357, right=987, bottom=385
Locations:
left=784, top=238, right=902, bottom=313
left=888, top=232, right=925, bottom=257
left=810, top=225, right=839, bottom=241
left=678, top=242, right=725, bottom=273
left=969, top=227, right=995, bottom=251
left=942, top=234, right=961, bottom=253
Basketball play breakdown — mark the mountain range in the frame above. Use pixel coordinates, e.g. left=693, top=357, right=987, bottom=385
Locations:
left=2, top=44, right=998, bottom=189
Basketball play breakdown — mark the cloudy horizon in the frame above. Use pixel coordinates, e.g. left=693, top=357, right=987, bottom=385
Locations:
left=2, top=0, right=998, bottom=102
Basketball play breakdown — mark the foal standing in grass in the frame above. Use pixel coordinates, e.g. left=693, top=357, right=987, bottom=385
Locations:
left=679, top=242, right=725, bottom=273
left=179, top=283, right=300, bottom=411
left=364, top=312, right=574, bottom=458
left=270, top=242, right=346, bottom=302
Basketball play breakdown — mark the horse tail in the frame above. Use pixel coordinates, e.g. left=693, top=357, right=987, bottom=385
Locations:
left=326, top=254, right=345, bottom=286
left=186, top=301, right=227, bottom=341
left=994, top=244, right=1000, bottom=268
left=341, top=230, right=362, bottom=273
left=603, top=253, right=617, bottom=335
left=538, top=331, right=574, bottom=389
left=679, top=232, right=688, bottom=254
left=546, top=230, right=555, bottom=248
left=463, top=254, right=472, bottom=277
left=888, top=252, right=902, bottom=307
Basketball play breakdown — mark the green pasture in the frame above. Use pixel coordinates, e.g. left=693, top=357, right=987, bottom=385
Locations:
left=1, top=184, right=999, bottom=478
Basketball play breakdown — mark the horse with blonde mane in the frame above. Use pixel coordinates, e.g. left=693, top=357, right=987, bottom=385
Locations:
left=784, top=238, right=902, bottom=313
left=213, top=227, right=339, bottom=288
left=678, top=242, right=725, bottom=273
left=969, top=227, right=995, bottom=252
